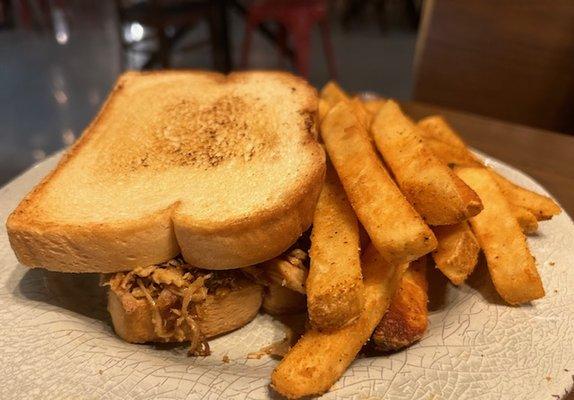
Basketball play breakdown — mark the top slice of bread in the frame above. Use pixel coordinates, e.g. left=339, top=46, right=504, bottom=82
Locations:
left=7, top=71, right=325, bottom=272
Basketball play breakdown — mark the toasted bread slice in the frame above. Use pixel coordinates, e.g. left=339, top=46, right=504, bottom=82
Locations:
left=107, top=267, right=263, bottom=345
left=7, top=71, right=325, bottom=272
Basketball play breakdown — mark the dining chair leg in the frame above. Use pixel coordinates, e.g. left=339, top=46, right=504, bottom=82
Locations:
left=208, top=6, right=221, bottom=71
left=157, top=28, right=170, bottom=68
left=291, top=22, right=312, bottom=78
left=405, top=0, right=419, bottom=29
left=211, top=0, right=232, bottom=73
left=341, top=0, right=364, bottom=29
left=115, top=23, right=126, bottom=71
left=240, top=19, right=256, bottom=69
left=375, top=0, right=387, bottom=33
left=319, top=20, right=337, bottom=80
left=276, top=23, right=289, bottom=66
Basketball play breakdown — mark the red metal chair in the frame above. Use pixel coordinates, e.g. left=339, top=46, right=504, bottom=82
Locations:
left=240, top=0, right=337, bottom=79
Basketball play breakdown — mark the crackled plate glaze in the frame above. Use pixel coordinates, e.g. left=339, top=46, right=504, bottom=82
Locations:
left=0, top=152, right=573, bottom=400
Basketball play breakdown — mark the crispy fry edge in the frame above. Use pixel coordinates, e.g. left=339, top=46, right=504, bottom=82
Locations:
left=321, top=101, right=437, bottom=265
left=307, top=164, right=364, bottom=331
left=271, top=245, right=408, bottom=398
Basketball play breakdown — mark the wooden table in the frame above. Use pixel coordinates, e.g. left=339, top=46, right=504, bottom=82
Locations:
left=402, top=102, right=574, bottom=217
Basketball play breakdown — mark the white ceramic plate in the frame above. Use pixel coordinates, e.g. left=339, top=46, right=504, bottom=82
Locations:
left=1, top=152, right=573, bottom=400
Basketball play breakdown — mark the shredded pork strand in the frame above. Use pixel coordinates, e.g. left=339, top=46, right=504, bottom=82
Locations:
left=285, top=248, right=307, bottom=268
left=108, top=258, right=216, bottom=356
left=137, top=279, right=172, bottom=340
left=245, top=248, right=309, bottom=294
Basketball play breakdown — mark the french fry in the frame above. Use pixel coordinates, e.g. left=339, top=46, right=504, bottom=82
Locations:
left=371, top=256, right=428, bottom=351
left=318, top=99, right=331, bottom=123
left=372, top=101, right=483, bottom=225
left=262, top=284, right=306, bottom=315
left=320, top=82, right=371, bottom=128
left=455, top=166, right=545, bottom=304
left=418, top=116, right=472, bottom=151
left=511, top=204, right=539, bottom=235
left=321, top=101, right=437, bottom=265
left=490, top=169, right=561, bottom=221
left=420, top=136, right=482, bottom=168
left=417, top=117, right=483, bottom=167
left=418, top=116, right=561, bottom=221
left=307, top=164, right=364, bottom=331
left=320, top=81, right=350, bottom=107
left=348, top=97, right=372, bottom=129
left=431, top=222, right=480, bottom=285
left=360, top=98, right=387, bottom=115
left=271, top=245, right=408, bottom=399
left=319, top=81, right=372, bottom=130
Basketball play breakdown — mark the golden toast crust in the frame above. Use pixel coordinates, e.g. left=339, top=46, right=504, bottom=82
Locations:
left=7, top=70, right=325, bottom=272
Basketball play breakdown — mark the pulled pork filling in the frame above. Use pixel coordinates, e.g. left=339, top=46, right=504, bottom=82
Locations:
left=284, top=248, right=307, bottom=268
left=106, top=258, right=241, bottom=356
left=105, top=234, right=311, bottom=358
left=244, top=248, right=309, bottom=293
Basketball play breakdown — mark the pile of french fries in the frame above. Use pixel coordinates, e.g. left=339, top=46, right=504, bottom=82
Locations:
left=268, top=82, right=561, bottom=399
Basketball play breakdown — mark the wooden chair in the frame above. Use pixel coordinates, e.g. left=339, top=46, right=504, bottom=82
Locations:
left=114, top=0, right=231, bottom=72
left=413, top=0, right=574, bottom=134
left=240, top=0, right=337, bottom=79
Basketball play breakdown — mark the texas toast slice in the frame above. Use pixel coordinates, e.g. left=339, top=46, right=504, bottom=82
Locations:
left=8, top=71, right=325, bottom=272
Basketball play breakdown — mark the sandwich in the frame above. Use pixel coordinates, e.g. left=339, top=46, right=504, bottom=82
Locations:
left=7, top=70, right=325, bottom=354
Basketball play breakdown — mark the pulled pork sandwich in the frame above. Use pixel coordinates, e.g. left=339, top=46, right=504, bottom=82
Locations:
left=6, top=71, right=324, bottom=354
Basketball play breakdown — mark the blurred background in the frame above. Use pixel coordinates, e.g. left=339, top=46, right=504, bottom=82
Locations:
left=0, top=0, right=573, bottom=186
